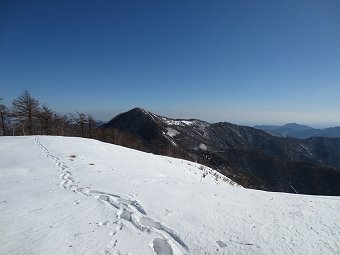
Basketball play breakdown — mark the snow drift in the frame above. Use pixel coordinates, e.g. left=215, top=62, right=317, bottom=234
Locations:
left=0, top=136, right=339, bottom=255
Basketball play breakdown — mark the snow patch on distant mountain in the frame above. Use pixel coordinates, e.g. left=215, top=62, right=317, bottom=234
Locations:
left=163, top=119, right=195, bottom=126
left=199, top=143, right=208, bottom=150
left=166, top=127, right=180, bottom=138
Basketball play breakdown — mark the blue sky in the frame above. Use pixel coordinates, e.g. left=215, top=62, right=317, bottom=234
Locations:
left=1, top=0, right=340, bottom=127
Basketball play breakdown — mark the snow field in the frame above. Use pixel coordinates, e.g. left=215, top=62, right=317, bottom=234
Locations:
left=0, top=136, right=339, bottom=255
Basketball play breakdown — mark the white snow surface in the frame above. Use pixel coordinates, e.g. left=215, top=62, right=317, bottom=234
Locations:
left=166, top=128, right=180, bottom=138
left=162, top=119, right=195, bottom=127
left=198, top=143, right=208, bottom=151
left=0, top=136, right=339, bottom=255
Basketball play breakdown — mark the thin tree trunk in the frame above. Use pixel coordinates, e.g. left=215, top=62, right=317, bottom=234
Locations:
left=28, top=107, right=32, bottom=135
left=89, top=123, right=92, bottom=138
left=19, top=121, right=26, bottom=136
left=0, top=114, right=5, bottom=136
left=80, top=122, right=84, bottom=137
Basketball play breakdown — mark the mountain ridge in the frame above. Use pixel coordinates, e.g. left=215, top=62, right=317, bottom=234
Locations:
left=254, top=123, right=340, bottom=139
left=101, top=107, right=340, bottom=195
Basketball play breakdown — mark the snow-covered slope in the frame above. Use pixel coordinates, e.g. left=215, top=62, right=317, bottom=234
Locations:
left=0, top=136, right=339, bottom=255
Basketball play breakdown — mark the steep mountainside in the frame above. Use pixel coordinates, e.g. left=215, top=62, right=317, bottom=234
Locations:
left=102, top=108, right=340, bottom=195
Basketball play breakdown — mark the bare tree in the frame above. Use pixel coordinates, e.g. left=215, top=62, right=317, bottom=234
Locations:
left=12, top=90, right=40, bottom=135
left=38, top=104, right=54, bottom=135
left=50, top=114, right=71, bottom=136
left=87, top=114, right=96, bottom=138
left=60, top=114, right=72, bottom=136
left=70, top=112, right=87, bottom=137
left=0, top=97, right=10, bottom=136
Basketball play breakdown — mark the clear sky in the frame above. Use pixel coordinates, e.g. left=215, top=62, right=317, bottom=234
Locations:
left=1, top=0, right=340, bottom=127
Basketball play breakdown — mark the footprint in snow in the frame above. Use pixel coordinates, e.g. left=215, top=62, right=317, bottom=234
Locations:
left=97, top=221, right=109, bottom=227
left=152, top=238, right=173, bottom=255
left=216, top=240, right=227, bottom=248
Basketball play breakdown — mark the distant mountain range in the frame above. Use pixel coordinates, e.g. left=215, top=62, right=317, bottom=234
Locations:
left=254, top=123, right=340, bottom=139
left=95, top=120, right=106, bottom=127
left=101, top=108, right=340, bottom=196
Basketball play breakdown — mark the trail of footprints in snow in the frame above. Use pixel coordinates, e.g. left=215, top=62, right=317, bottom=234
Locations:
left=34, top=138, right=188, bottom=255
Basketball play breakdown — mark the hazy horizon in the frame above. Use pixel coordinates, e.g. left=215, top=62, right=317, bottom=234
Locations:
left=1, top=95, right=340, bottom=129
left=1, top=1, right=340, bottom=128
left=93, top=107, right=340, bottom=129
